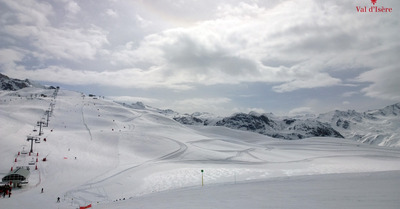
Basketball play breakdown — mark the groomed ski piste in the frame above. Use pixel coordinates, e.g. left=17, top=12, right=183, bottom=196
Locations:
left=1, top=87, right=400, bottom=209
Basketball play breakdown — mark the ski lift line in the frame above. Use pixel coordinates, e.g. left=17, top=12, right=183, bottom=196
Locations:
left=5, top=89, right=55, bottom=189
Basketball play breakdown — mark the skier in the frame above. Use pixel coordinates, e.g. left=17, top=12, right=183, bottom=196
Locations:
left=57, top=197, right=60, bottom=202
left=41, top=188, right=44, bottom=193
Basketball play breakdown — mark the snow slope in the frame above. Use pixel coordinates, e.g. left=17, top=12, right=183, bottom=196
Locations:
left=96, top=171, right=400, bottom=209
left=1, top=87, right=400, bottom=209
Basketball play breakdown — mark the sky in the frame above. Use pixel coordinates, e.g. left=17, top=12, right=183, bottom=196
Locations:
left=0, top=0, right=399, bottom=116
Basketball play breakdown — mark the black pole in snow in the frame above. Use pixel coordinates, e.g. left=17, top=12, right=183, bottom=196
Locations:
left=37, top=121, right=45, bottom=136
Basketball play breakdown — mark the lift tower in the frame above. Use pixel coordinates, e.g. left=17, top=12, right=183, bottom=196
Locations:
left=37, top=121, right=45, bottom=136
left=27, top=136, right=40, bottom=153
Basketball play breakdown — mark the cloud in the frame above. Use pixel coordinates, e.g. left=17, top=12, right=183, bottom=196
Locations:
left=177, top=97, right=231, bottom=106
left=109, top=96, right=160, bottom=104
left=3, top=66, right=193, bottom=90
left=232, top=107, right=267, bottom=114
left=106, top=9, right=118, bottom=18
left=112, top=0, right=376, bottom=91
left=173, top=97, right=232, bottom=115
left=342, top=91, right=358, bottom=98
left=288, top=106, right=314, bottom=116
left=273, top=73, right=341, bottom=92
left=65, top=1, right=80, bottom=15
left=136, top=14, right=152, bottom=27
left=0, top=49, right=24, bottom=68
left=0, top=0, right=53, bottom=27
left=3, top=24, right=109, bottom=61
left=1, top=0, right=108, bottom=63
left=1, top=0, right=399, bottom=100
left=357, top=66, right=400, bottom=101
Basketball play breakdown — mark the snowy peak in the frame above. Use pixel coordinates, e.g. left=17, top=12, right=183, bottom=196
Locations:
left=215, top=113, right=343, bottom=140
left=216, top=112, right=277, bottom=131
left=366, top=103, right=400, bottom=116
left=317, top=103, right=400, bottom=127
left=319, top=102, right=400, bottom=124
left=173, top=112, right=221, bottom=125
left=317, top=104, right=400, bottom=147
left=0, top=73, right=52, bottom=91
left=318, top=109, right=363, bottom=122
left=0, top=73, right=32, bottom=91
left=282, top=119, right=343, bottom=139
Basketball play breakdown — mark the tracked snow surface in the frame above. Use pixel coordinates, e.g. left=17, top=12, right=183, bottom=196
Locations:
left=1, top=87, right=400, bottom=209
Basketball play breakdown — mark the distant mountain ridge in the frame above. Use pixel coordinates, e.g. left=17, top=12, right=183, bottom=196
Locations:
left=174, top=111, right=344, bottom=140
left=317, top=103, right=400, bottom=147
left=173, top=103, right=400, bottom=147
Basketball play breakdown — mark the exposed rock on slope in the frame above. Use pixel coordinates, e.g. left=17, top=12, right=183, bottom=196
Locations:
left=0, top=73, right=31, bottom=91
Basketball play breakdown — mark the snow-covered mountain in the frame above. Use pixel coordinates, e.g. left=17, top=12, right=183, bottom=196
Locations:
left=318, top=103, right=400, bottom=147
left=0, top=73, right=54, bottom=91
left=173, top=112, right=222, bottom=125
left=174, top=104, right=400, bottom=147
left=0, top=73, right=32, bottom=91
left=174, top=112, right=343, bottom=140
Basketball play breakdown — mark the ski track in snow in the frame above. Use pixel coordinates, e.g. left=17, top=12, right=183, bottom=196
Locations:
left=66, top=135, right=189, bottom=205
left=157, top=137, right=188, bottom=161
left=81, top=101, right=93, bottom=141
left=64, top=103, right=191, bottom=205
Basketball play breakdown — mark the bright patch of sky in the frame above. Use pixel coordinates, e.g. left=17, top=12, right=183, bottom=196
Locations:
left=1, top=0, right=399, bottom=116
